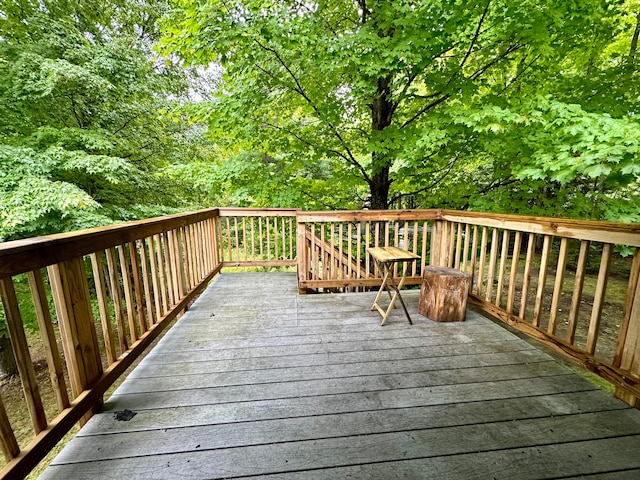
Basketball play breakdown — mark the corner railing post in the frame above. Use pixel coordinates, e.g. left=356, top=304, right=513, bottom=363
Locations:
left=296, top=214, right=308, bottom=294
left=614, top=247, right=640, bottom=407
left=48, top=258, right=103, bottom=424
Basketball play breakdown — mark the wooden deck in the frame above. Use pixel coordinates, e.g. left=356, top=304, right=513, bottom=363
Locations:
left=41, top=272, right=640, bottom=479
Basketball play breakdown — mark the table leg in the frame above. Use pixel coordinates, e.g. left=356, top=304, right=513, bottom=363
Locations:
left=371, top=265, right=391, bottom=312
left=386, top=270, right=412, bottom=325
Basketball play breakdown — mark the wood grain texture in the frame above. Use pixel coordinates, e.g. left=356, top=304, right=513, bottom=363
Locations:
left=0, top=278, right=48, bottom=434
left=27, top=270, right=70, bottom=412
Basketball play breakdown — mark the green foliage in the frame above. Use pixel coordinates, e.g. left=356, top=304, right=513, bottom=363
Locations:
left=160, top=0, right=640, bottom=220
left=0, top=2, right=201, bottom=241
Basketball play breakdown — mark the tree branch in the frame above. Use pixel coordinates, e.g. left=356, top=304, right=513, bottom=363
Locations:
left=262, top=121, right=372, bottom=184
left=390, top=154, right=461, bottom=202
left=459, top=0, right=491, bottom=71
left=253, top=38, right=362, bottom=175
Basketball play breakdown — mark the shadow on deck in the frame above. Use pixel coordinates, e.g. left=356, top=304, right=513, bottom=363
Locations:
left=41, top=272, right=640, bottom=479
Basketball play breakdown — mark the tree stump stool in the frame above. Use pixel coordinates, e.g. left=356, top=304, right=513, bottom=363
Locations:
left=419, top=266, right=471, bottom=322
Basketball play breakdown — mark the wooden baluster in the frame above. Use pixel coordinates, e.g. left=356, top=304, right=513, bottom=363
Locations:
left=105, top=247, right=128, bottom=352
left=193, top=220, right=204, bottom=282
left=289, top=217, right=294, bottom=261
left=454, top=223, right=463, bottom=270
left=27, top=269, right=70, bottom=411
left=548, top=237, right=569, bottom=336
left=506, top=231, right=522, bottom=315
left=421, top=221, right=429, bottom=274
left=411, top=221, right=419, bottom=277
left=319, top=223, right=326, bottom=278
left=242, top=217, right=248, bottom=262
left=357, top=222, right=363, bottom=281
left=128, top=241, right=147, bottom=335
left=384, top=220, right=390, bottom=247
left=532, top=235, right=551, bottom=328
left=347, top=223, right=353, bottom=281
left=146, top=237, right=162, bottom=322
left=280, top=216, right=285, bottom=261
left=48, top=259, right=103, bottom=424
left=258, top=217, right=264, bottom=261
left=393, top=221, right=400, bottom=277
left=447, top=222, right=456, bottom=268
left=0, top=278, right=48, bottom=434
left=365, top=222, right=371, bottom=278
left=225, top=217, right=231, bottom=262
left=310, top=223, right=318, bottom=279
left=118, top=244, right=138, bottom=343
left=566, top=240, right=589, bottom=343
left=271, top=217, right=278, bottom=261
left=469, top=225, right=479, bottom=291
left=250, top=217, right=256, bottom=262
left=586, top=243, right=613, bottom=355
left=88, top=254, right=117, bottom=365
left=329, top=223, right=335, bottom=279
left=519, top=233, right=536, bottom=321
left=0, top=394, right=19, bottom=461
left=338, top=223, right=344, bottom=279
left=173, top=230, right=186, bottom=300
left=477, top=227, right=488, bottom=297
left=138, top=240, right=155, bottom=327
left=163, top=232, right=176, bottom=306
left=267, top=217, right=273, bottom=261
left=461, top=224, right=471, bottom=273
left=212, top=216, right=221, bottom=270
left=495, top=230, right=510, bottom=308
left=153, top=236, right=168, bottom=315
left=232, top=217, right=239, bottom=263
left=485, top=228, right=499, bottom=302
left=183, top=226, right=194, bottom=289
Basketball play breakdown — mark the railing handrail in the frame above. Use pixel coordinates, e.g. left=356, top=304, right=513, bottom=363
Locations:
left=440, top=210, right=640, bottom=247
left=218, top=207, right=300, bottom=217
left=0, top=208, right=220, bottom=279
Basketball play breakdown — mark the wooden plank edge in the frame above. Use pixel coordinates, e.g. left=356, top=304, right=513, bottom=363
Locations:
left=468, top=294, right=640, bottom=404
left=0, top=264, right=222, bottom=480
left=296, top=209, right=440, bottom=223
left=221, top=260, right=297, bottom=267
left=300, top=277, right=423, bottom=289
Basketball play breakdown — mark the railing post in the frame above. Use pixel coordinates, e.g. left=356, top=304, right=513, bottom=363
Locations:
left=614, top=247, right=640, bottom=407
left=48, top=258, right=103, bottom=424
left=296, top=215, right=309, bottom=294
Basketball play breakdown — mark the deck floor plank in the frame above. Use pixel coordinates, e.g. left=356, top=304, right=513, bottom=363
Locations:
left=41, top=272, right=640, bottom=479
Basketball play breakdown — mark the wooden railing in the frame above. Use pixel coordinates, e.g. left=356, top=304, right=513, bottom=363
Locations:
left=218, top=208, right=298, bottom=268
left=0, top=209, right=221, bottom=479
left=1, top=206, right=640, bottom=478
left=297, top=210, right=437, bottom=292
left=433, top=210, right=640, bottom=408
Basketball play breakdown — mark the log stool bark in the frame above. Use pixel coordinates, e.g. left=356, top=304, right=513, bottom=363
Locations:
left=419, top=266, right=471, bottom=322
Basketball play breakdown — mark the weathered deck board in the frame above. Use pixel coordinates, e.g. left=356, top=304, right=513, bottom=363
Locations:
left=41, top=272, right=640, bottom=479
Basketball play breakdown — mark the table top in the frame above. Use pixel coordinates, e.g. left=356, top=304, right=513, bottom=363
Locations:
left=368, top=246, right=421, bottom=263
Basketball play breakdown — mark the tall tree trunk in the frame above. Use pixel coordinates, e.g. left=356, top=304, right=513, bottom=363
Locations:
left=630, top=13, right=640, bottom=62
left=0, top=336, right=17, bottom=378
left=370, top=75, right=394, bottom=210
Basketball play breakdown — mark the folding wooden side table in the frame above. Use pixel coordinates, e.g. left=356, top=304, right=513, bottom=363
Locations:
left=368, top=246, right=421, bottom=326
